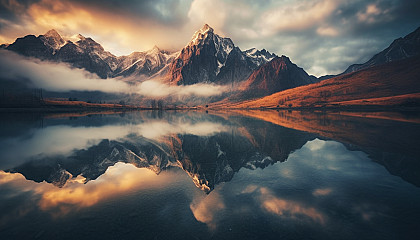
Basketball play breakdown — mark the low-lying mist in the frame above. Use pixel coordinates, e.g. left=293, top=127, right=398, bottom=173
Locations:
left=0, top=50, right=228, bottom=100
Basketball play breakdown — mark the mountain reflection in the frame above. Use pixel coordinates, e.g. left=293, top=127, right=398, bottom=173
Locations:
left=1, top=110, right=419, bottom=240
left=1, top=109, right=419, bottom=196
left=2, top=111, right=314, bottom=192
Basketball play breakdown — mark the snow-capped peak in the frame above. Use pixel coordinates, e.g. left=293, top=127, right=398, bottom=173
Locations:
left=189, top=24, right=214, bottom=46
left=245, top=48, right=257, bottom=55
left=41, top=29, right=66, bottom=52
left=244, top=47, right=277, bottom=66
left=44, top=29, right=61, bottom=39
left=201, top=23, right=213, bottom=33
left=63, top=34, right=83, bottom=43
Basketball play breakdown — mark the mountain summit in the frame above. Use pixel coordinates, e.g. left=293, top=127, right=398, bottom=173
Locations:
left=3, top=25, right=277, bottom=84
left=189, top=24, right=214, bottom=46
left=237, top=55, right=317, bottom=99
left=166, top=24, right=276, bottom=85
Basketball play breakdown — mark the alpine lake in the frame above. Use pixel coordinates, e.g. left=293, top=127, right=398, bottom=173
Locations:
left=0, top=109, right=419, bottom=240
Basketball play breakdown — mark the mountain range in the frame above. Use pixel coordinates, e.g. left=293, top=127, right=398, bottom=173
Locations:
left=1, top=24, right=420, bottom=107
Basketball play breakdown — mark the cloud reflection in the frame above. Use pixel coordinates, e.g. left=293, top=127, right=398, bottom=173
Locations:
left=190, top=192, right=225, bottom=230
left=136, top=120, right=228, bottom=140
left=0, top=117, right=228, bottom=169
left=0, top=163, right=178, bottom=217
left=312, top=188, right=333, bottom=197
left=251, top=186, right=327, bottom=225
left=0, top=124, right=131, bottom=168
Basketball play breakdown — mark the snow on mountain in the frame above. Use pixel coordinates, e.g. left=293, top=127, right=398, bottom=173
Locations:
left=39, top=29, right=66, bottom=53
left=166, top=24, right=276, bottom=85
left=4, top=25, right=279, bottom=85
left=72, top=34, right=120, bottom=72
left=244, top=48, right=277, bottom=67
left=114, top=46, right=177, bottom=79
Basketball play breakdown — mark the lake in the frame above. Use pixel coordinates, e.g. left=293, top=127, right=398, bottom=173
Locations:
left=0, top=110, right=419, bottom=240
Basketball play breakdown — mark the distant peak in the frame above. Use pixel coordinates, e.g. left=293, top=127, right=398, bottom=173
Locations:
left=147, top=45, right=161, bottom=54
left=77, top=34, right=86, bottom=40
left=44, top=29, right=61, bottom=38
left=201, top=24, right=213, bottom=33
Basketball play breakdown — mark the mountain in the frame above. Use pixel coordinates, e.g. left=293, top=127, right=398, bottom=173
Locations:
left=5, top=30, right=118, bottom=78
left=5, top=114, right=313, bottom=193
left=4, top=26, right=276, bottom=85
left=343, top=27, right=420, bottom=74
left=40, top=29, right=66, bottom=54
left=224, top=55, right=420, bottom=109
left=237, top=55, right=317, bottom=99
left=244, top=48, right=277, bottom=67
left=53, top=34, right=118, bottom=78
left=4, top=29, right=176, bottom=79
left=165, top=24, right=276, bottom=85
left=6, top=34, right=54, bottom=60
left=114, top=46, right=177, bottom=79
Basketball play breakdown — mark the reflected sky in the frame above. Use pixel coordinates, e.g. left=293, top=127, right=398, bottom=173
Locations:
left=0, top=112, right=230, bottom=169
left=0, top=110, right=419, bottom=240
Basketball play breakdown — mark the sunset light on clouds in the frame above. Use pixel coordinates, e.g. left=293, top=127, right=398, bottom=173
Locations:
left=1, top=0, right=419, bottom=76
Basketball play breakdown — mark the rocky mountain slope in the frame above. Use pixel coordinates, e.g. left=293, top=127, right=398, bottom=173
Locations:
left=237, top=55, right=317, bottom=99
left=344, top=27, right=420, bottom=74
left=223, top=55, right=420, bottom=109
left=3, top=25, right=278, bottom=85
left=4, top=29, right=176, bottom=79
left=3, top=25, right=419, bottom=107
left=5, top=114, right=313, bottom=193
left=165, top=24, right=276, bottom=85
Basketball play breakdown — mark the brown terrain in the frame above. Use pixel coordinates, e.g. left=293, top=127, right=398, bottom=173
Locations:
left=216, top=56, right=420, bottom=109
left=219, top=109, right=420, bottom=186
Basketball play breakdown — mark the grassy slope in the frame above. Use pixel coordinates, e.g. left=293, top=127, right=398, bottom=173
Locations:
left=217, top=56, right=420, bottom=109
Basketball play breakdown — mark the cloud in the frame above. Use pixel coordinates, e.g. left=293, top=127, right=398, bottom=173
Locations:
left=0, top=50, right=130, bottom=93
left=258, top=187, right=326, bottom=224
left=357, top=3, right=392, bottom=24
left=188, top=0, right=227, bottom=33
left=0, top=163, right=180, bottom=217
left=0, top=124, right=132, bottom=167
left=316, top=26, right=340, bottom=37
left=259, top=0, right=338, bottom=36
left=135, top=120, right=228, bottom=140
left=137, top=80, right=228, bottom=98
left=190, top=192, right=225, bottom=229
left=1, top=0, right=420, bottom=76
left=0, top=115, right=229, bottom=169
left=0, top=0, right=194, bottom=55
left=312, top=188, right=333, bottom=197
left=0, top=50, right=228, bottom=97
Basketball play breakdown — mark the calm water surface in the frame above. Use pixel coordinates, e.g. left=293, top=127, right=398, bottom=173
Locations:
left=0, top=110, right=419, bottom=240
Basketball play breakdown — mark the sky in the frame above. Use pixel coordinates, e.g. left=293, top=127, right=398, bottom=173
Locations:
left=0, top=0, right=419, bottom=76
